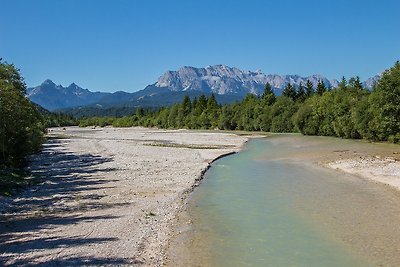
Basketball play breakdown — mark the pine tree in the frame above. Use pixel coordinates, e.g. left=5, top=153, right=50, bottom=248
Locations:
left=262, top=82, right=276, bottom=105
left=349, top=76, right=363, bottom=91
left=181, top=95, right=192, bottom=116
left=197, top=95, right=207, bottom=111
left=282, top=83, right=296, bottom=99
left=191, top=97, right=198, bottom=110
left=135, top=107, right=144, bottom=117
left=296, top=82, right=306, bottom=102
left=167, top=104, right=179, bottom=128
left=305, top=80, right=314, bottom=97
left=338, top=76, right=347, bottom=91
left=316, top=80, right=326, bottom=96
left=207, top=93, right=218, bottom=110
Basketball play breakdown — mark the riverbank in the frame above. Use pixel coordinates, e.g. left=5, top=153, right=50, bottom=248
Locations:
left=327, top=154, right=400, bottom=190
left=0, top=127, right=247, bottom=266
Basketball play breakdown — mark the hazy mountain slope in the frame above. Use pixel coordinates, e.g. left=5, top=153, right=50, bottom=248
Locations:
left=27, top=80, right=109, bottom=111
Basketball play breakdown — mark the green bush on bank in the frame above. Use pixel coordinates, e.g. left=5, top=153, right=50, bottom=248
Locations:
left=0, top=60, right=46, bottom=168
left=0, top=60, right=48, bottom=195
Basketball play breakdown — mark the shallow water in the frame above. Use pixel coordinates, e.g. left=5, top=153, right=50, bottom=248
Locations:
left=184, top=139, right=366, bottom=266
left=173, top=136, right=388, bottom=266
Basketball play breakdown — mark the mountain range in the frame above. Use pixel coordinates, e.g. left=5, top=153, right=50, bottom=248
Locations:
left=27, top=65, right=381, bottom=113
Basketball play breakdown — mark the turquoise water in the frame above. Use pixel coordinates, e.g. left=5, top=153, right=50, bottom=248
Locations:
left=186, top=137, right=370, bottom=267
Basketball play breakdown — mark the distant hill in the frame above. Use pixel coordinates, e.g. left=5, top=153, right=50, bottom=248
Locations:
left=27, top=65, right=381, bottom=115
left=27, top=79, right=109, bottom=111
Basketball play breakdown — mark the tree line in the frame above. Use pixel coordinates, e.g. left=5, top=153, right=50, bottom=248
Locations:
left=79, top=61, right=400, bottom=143
left=2, top=60, right=399, bottom=169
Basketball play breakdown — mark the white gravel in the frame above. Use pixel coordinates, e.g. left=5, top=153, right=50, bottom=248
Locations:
left=328, top=156, right=400, bottom=190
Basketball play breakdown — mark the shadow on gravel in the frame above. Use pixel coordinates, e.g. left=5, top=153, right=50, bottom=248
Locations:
left=0, top=139, right=140, bottom=266
left=2, top=255, right=141, bottom=266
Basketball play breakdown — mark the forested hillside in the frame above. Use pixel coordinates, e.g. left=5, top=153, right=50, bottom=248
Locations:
left=80, top=62, right=400, bottom=143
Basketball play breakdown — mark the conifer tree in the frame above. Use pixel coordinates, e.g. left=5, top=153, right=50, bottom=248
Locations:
left=282, top=83, right=296, bottom=99
left=316, top=80, right=326, bottom=95
left=305, top=80, right=314, bottom=97
left=296, top=82, right=306, bottom=102
left=338, top=76, right=347, bottom=91
left=207, top=93, right=218, bottom=110
left=262, top=82, right=276, bottom=105
left=192, top=97, right=198, bottom=110
left=135, top=107, right=144, bottom=117
left=349, top=76, right=363, bottom=91
left=181, top=95, right=192, bottom=116
left=197, top=95, right=207, bottom=111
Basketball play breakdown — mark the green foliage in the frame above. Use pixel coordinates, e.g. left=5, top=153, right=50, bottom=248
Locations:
left=293, top=98, right=318, bottom=135
left=316, top=80, right=327, bottom=95
left=41, top=111, right=78, bottom=127
left=64, top=106, right=137, bottom=118
left=262, top=82, right=276, bottom=105
left=282, top=83, right=296, bottom=99
left=0, top=60, right=45, bottom=167
left=367, top=61, right=400, bottom=142
left=112, top=116, right=135, bottom=127
left=237, top=94, right=258, bottom=131
left=305, top=80, right=314, bottom=97
left=296, top=82, right=306, bottom=102
left=270, top=97, right=297, bottom=132
left=79, top=116, right=114, bottom=127
left=352, top=93, right=372, bottom=139
left=338, top=76, right=347, bottom=91
left=349, top=76, right=363, bottom=92
left=77, top=62, right=400, bottom=144
left=218, top=105, right=236, bottom=130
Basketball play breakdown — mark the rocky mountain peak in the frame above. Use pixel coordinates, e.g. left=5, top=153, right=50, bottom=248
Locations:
left=68, top=82, right=78, bottom=88
left=27, top=80, right=108, bottom=111
left=364, top=73, right=383, bottom=89
left=41, top=79, right=56, bottom=86
left=155, top=65, right=340, bottom=95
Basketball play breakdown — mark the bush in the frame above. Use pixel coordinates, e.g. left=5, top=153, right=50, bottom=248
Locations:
left=0, top=61, right=45, bottom=167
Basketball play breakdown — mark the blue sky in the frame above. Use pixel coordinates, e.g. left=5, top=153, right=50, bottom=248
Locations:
left=2, top=0, right=399, bottom=92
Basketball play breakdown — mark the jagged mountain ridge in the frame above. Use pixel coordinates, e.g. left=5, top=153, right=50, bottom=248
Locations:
left=27, top=79, right=109, bottom=111
left=27, top=65, right=379, bottom=111
left=156, top=65, right=339, bottom=95
left=364, top=74, right=382, bottom=89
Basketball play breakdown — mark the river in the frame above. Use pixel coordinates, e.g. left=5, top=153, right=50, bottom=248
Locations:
left=168, top=135, right=400, bottom=267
